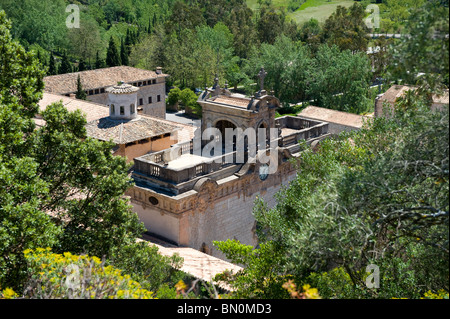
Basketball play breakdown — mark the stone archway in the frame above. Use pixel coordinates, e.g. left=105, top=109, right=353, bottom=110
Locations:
left=257, top=121, right=269, bottom=150
left=214, top=120, right=237, bottom=152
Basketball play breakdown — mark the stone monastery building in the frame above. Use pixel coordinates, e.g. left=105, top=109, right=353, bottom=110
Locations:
left=38, top=66, right=365, bottom=260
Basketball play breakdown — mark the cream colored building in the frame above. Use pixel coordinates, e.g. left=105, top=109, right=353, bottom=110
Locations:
left=375, top=85, right=449, bottom=118
left=36, top=89, right=194, bottom=163
left=43, top=66, right=168, bottom=119
left=126, top=77, right=332, bottom=259
left=299, top=105, right=370, bottom=135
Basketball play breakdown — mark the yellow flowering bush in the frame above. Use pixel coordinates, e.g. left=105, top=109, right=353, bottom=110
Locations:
left=13, top=248, right=155, bottom=299
left=282, top=280, right=321, bottom=299
left=0, top=288, right=18, bottom=299
left=421, top=290, right=449, bottom=299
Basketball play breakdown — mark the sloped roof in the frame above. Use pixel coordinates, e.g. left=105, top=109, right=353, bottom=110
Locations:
left=85, top=116, right=180, bottom=144
left=106, top=83, right=139, bottom=94
left=37, top=93, right=195, bottom=144
left=212, top=95, right=252, bottom=108
left=37, top=93, right=109, bottom=124
left=43, top=66, right=168, bottom=94
left=379, top=85, right=449, bottom=105
left=299, top=106, right=367, bottom=128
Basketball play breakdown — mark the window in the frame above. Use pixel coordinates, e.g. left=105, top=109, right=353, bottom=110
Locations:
left=94, top=89, right=99, bottom=94
left=143, top=81, right=147, bottom=86
left=152, top=79, right=156, bottom=84
left=111, top=104, right=115, bottom=114
left=148, top=197, right=159, bottom=205
left=139, top=98, right=143, bottom=106
left=157, top=95, right=161, bottom=102
left=138, top=82, right=142, bottom=87
left=130, top=104, right=135, bottom=114
left=100, top=88, right=105, bottom=93
left=89, top=90, right=94, bottom=95
left=120, top=106, right=125, bottom=115
left=148, top=96, right=153, bottom=104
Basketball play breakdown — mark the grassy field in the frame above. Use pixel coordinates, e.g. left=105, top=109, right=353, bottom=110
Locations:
left=246, top=0, right=354, bottom=25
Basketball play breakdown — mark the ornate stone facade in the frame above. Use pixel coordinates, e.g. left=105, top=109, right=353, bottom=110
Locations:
left=126, top=75, right=331, bottom=259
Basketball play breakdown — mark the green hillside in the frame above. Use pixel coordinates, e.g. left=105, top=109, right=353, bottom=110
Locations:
left=247, top=0, right=354, bottom=25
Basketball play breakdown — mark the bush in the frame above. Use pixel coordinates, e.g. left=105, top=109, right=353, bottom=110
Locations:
left=5, top=248, right=155, bottom=299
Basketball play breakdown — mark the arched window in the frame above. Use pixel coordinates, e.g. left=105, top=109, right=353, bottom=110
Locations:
left=110, top=104, right=115, bottom=115
left=120, top=106, right=125, bottom=115
left=130, top=104, right=135, bottom=114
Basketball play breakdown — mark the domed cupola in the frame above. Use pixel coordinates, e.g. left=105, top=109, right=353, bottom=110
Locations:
left=106, top=81, right=139, bottom=120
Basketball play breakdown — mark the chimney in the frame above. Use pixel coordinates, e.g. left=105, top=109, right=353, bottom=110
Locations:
left=156, top=67, right=162, bottom=75
left=69, top=93, right=76, bottom=99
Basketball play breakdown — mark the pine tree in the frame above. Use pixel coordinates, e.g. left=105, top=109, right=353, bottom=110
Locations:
left=75, top=74, right=87, bottom=100
left=59, top=51, right=72, bottom=74
left=48, top=51, right=57, bottom=75
left=120, top=38, right=129, bottom=66
left=106, top=36, right=121, bottom=67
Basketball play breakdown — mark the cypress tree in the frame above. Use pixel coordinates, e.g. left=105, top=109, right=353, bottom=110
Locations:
left=120, top=38, right=129, bottom=66
left=59, top=51, right=72, bottom=74
left=78, top=58, right=87, bottom=72
left=75, top=74, right=87, bottom=100
left=48, top=51, right=57, bottom=75
left=106, top=36, right=121, bottom=67
left=95, top=51, right=106, bottom=69
left=125, top=29, right=132, bottom=55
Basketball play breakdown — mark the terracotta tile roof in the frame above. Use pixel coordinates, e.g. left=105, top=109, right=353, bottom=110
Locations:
left=378, top=85, right=413, bottom=104
left=43, top=66, right=168, bottom=94
left=85, top=115, right=180, bottom=144
left=380, top=85, right=449, bottom=105
left=212, top=95, right=251, bottom=108
left=37, top=93, right=194, bottom=144
left=37, top=93, right=109, bottom=125
left=106, top=83, right=139, bottom=94
left=299, top=106, right=367, bottom=128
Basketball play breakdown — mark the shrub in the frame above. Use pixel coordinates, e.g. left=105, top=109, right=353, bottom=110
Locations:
left=6, top=248, right=155, bottom=299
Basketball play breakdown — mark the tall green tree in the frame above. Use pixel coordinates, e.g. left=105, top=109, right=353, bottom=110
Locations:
left=307, top=44, right=372, bottom=113
left=48, top=51, right=57, bottom=76
left=389, top=0, right=449, bottom=88
left=120, top=38, right=129, bottom=66
left=216, top=96, right=449, bottom=299
left=75, top=75, right=87, bottom=100
left=58, top=50, right=72, bottom=75
left=321, top=3, right=370, bottom=53
left=0, top=12, right=183, bottom=293
left=1, top=10, right=59, bottom=289
left=95, top=51, right=106, bottom=69
left=106, top=36, right=121, bottom=67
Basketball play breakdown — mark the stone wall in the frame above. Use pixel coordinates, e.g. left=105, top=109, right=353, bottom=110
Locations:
left=127, top=159, right=298, bottom=260
left=121, top=136, right=176, bottom=163
left=85, top=80, right=166, bottom=119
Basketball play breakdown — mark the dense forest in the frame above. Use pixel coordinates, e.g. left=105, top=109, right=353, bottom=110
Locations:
left=0, top=0, right=449, bottom=300
left=0, top=0, right=437, bottom=114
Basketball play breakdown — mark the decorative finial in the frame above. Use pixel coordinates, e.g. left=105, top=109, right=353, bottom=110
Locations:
left=213, top=74, right=219, bottom=89
left=257, top=67, right=267, bottom=92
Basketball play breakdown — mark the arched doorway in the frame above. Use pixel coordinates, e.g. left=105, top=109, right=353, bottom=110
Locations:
left=215, top=120, right=237, bottom=152
left=258, top=121, right=269, bottom=150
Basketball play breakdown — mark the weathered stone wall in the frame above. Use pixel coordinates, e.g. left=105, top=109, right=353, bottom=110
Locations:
left=122, top=136, right=176, bottom=163
left=127, top=159, right=298, bottom=260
